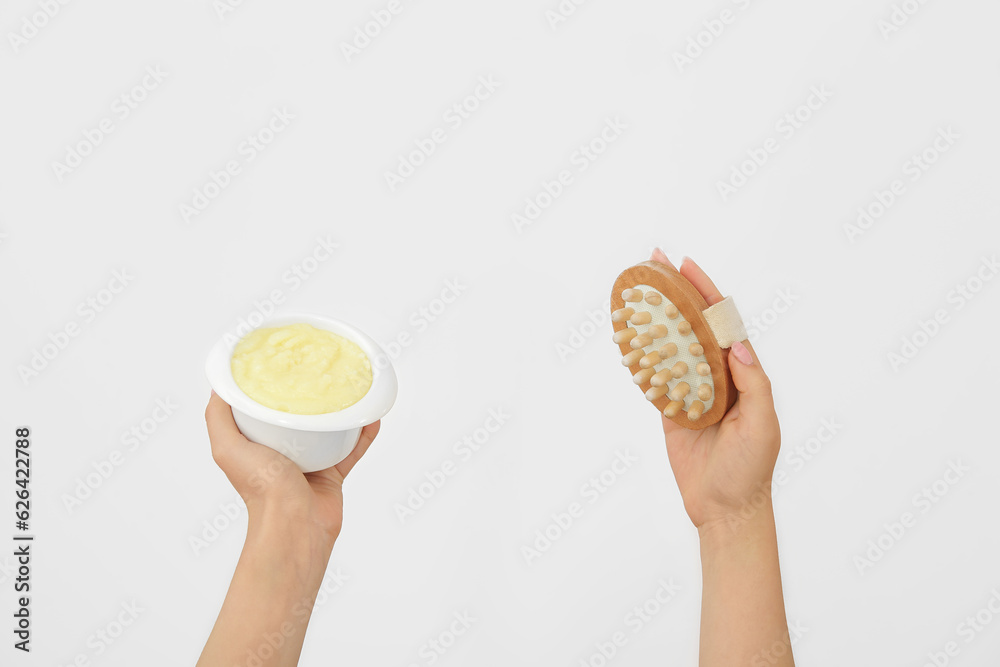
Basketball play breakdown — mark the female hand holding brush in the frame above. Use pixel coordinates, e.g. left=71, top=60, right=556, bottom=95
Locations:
left=651, top=248, right=794, bottom=667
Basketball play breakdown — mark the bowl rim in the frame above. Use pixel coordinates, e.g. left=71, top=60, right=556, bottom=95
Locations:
left=205, top=312, right=398, bottom=432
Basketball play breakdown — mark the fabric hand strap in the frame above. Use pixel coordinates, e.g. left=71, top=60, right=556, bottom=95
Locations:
left=702, top=296, right=748, bottom=349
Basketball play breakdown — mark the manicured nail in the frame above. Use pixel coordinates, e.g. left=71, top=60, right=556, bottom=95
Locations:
left=652, top=247, right=668, bottom=263
left=731, top=341, right=753, bottom=366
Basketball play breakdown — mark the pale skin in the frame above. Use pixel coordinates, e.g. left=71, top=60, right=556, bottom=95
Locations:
left=199, top=252, right=792, bottom=666
left=197, top=393, right=379, bottom=667
left=652, top=249, right=794, bottom=667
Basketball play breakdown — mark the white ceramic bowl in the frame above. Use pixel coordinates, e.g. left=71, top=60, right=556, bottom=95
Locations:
left=205, top=313, right=397, bottom=472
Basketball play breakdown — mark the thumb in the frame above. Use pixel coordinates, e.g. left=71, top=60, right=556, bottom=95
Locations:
left=727, top=340, right=776, bottom=428
left=333, top=420, right=381, bottom=480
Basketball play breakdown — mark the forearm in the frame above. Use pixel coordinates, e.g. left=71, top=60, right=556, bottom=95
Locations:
left=697, top=498, right=794, bottom=667
left=198, top=502, right=335, bottom=667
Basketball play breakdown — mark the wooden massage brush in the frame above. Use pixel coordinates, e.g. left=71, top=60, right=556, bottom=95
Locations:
left=610, top=261, right=748, bottom=429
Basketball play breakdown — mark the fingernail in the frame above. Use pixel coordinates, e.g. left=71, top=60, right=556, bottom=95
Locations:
left=652, top=247, right=668, bottom=262
left=731, top=341, right=753, bottom=366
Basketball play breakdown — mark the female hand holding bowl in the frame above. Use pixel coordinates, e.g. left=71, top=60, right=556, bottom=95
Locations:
left=198, top=314, right=396, bottom=667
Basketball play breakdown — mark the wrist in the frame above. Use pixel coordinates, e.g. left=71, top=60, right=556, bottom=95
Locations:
left=697, top=492, right=776, bottom=553
left=246, top=501, right=336, bottom=590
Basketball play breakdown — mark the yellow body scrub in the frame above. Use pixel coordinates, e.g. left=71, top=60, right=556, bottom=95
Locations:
left=231, top=323, right=373, bottom=415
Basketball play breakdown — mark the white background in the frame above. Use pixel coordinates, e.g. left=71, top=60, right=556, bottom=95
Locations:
left=2, top=0, right=1000, bottom=665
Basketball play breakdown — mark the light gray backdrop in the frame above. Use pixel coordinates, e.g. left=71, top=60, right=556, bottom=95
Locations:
left=2, top=0, right=999, bottom=665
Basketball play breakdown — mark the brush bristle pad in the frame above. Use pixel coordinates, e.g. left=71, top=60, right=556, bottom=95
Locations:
left=614, top=285, right=715, bottom=418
